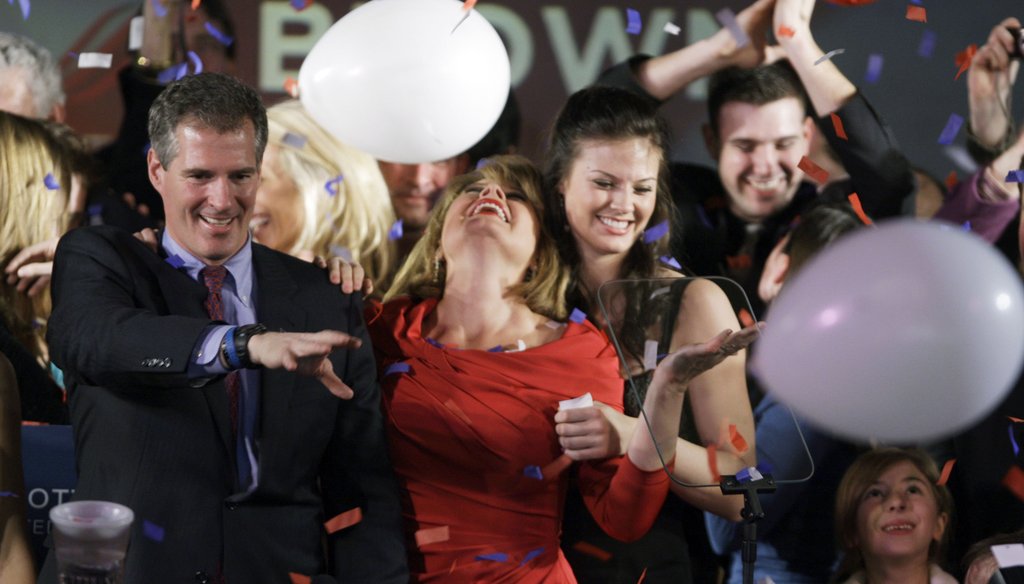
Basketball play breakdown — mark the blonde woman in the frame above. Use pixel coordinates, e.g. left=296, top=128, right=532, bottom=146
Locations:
left=0, top=110, right=72, bottom=423
left=256, top=99, right=397, bottom=289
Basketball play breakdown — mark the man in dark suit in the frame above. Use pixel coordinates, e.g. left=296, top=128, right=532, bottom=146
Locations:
left=42, top=73, right=407, bottom=583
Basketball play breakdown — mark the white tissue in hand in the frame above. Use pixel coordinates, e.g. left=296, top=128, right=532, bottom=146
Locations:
left=558, top=393, right=593, bottom=410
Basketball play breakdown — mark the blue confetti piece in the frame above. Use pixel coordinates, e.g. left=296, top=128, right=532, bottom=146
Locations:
left=157, top=62, right=187, bottom=85
left=476, top=553, right=508, bottom=562
left=864, top=54, right=884, bottom=84
left=50, top=362, right=65, bottom=389
left=523, top=465, right=543, bottom=480
left=659, top=255, right=681, bottom=270
left=1006, top=170, right=1024, bottom=183
left=385, top=362, right=410, bottom=376
left=142, top=520, right=165, bottom=542
left=642, top=219, right=669, bottom=244
left=487, top=345, right=503, bottom=352
left=625, top=9, right=642, bottom=35
left=290, top=0, right=310, bottom=9
left=142, top=141, right=151, bottom=156
left=1011, top=424, right=1021, bottom=457
left=186, top=50, right=203, bottom=75
left=204, top=21, right=234, bottom=46
left=909, top=0, right=922, bottom=4
left=165, top=254, right=185, bottom=269
left=962, top=221, right=971, bottom=232
left=324, top=175, right=343, bottom=196
left=150, top=0, right=166, bottom=18
left=44, top=173, right=59, bottom=190
left=937, top=113, right=964, bottom=145
left=568, top=308, right=586, bottom=324
left=426, top=338, right=444, bottom=348
left=328, top=245, right=352, bottom=263
left=475, top=158, right=490, bottom=170
left=0, top=491, right=19, bottom=498
left=67, top=51, right=78, bottom=59
left=520, top=547, right=544, bottom=565
left=917, top=30, right=937, bottom=58
left=87, top=203, right=103, bottom=217
left=388, top=219, right=404, bottom=240
left=715, top=8, right=749, bottom=48
left=282, top=132, right=307, bottom=149
left=18, top=0, right=28, bottom=20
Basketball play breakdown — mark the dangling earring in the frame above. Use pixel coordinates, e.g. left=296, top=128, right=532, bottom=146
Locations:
left=524, top=266, right=536, bottom=283
left=434, top=257, right=446, bottom=285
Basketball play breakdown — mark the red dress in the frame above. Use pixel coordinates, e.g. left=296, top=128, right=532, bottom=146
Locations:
left=368, top=297, right=671, bottom=583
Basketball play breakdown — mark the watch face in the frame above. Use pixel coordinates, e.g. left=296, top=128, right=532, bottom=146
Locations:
left=1012, top=27, right=1024, bottom=59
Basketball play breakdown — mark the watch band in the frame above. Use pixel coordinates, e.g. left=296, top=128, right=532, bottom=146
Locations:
left=219, top=324, right=269, bottom=370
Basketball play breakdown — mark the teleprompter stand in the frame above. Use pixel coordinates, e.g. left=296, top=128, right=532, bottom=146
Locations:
left=720, top=472, right=777, bottom=584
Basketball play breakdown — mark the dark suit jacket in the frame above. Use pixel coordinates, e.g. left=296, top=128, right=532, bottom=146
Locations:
left=41, top=226, right=407, bottom=583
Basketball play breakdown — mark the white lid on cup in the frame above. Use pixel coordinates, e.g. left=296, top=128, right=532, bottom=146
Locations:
left=49, top=500, right=134, bottom=540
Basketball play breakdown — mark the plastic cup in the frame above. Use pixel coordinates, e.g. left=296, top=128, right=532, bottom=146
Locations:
left=49, top=500, right=134, bottom=584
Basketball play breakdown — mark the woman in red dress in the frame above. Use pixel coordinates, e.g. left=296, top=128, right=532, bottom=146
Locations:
left=368, top=155, right=758, bottom=582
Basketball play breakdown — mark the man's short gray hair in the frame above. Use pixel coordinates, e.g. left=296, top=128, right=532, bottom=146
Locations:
left=0, top=33, right=65, bottom=118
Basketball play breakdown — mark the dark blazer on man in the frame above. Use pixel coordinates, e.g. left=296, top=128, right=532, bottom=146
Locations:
left=42, top=225, right=407, bottom=583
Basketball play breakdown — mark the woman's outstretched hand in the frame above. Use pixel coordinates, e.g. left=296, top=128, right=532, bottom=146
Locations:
left=652, top=323, right=763, bottom=393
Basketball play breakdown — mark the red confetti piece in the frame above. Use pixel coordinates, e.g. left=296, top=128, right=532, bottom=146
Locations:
left=572, top=541, right=613, bottom=561
left=284, top=77, right=299, bottom=98
left=462, top=0, right=477, bottom=10
left=777, top=25, right=795, bottom=38
left=707, top=443, right=721, bottom=482
left=191, top=0, right=201, bottom=9
left=324, top=507, right=362, bottom=534
left=905, top=5, right=927, bottom=23
left=1010, top=416, right=1024, bottom=423
left=738, top=308, right=755, bottom=328
left=415, top=525, right=451, bottom=548
left=847, top=193, right=874, bottom=225
left=830, top=113, right=848, bottom=140
left=637, top=567, right=649, bottom=584
left=798, top=156, right=830, bottom=184
left=954, top=44, right=977, bottom=81
left=1003, top=466, right=1024, bottom=502
left=289, top=574, right=311, bottom=584
left=729, top=424, right=749, bottom=454
left=444, top=399, right=473, bottom=426
left=944, top=171, right=958, bottom=191
left=726, top=254, right=752, bottom=270
left=936, top=458, right=956, bottom=486
left=541, top=454, right=573, bottom=480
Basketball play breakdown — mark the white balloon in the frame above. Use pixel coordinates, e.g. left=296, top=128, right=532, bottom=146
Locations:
left=299, top=0, right=510, bottom=164
left=753, top=219, right=1024, bottom=444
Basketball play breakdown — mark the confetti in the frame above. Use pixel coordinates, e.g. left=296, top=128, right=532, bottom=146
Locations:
left=797, top=156, right=829, bottom=184
left=44, top=173, right=60, bottom=190
left=944, top=145, right=978, bottom=173
left=643, top=339, right=658, bottom=372
left=415, top=525, right=451, bottom=547
left=157, top=62, right=187, bottom=84
left=385, top=361, right=410, bottom=376
left=388, top=219, right=404, bottom=240
left=729, top=424, right=749, bottom=454
left=324, top=507, right=362, bottom=533
left=625, top=9, right=642, bottom=35
left=954, top=44, right=977, bottom=81
left=289, top=573, right=311, bottom=584
left=715, top=8, right=749, bottom=48
left=937, top=113, right=964, bottom=145
left=151, top=0, right=167, bottom=18
left=569, top=308, right=587, bottom=324
left=1003, top=466, right=1024, bottom=502
left=186, top=50, right=203, bottom=74
left=524, top=465, right=543, bottom=480
left=663, top=22, right=681, bottom=36
left=738, top=308, right=755, bottom=328
left=659, top=256, right=681, bottom=270
left=462, top=0, right=477, bottom=10
left=290, top=0, right=313, bottom=10
left=962, top=221, right=971, bottom=232
left=165, top=254, right=185, bottom=269
left=540, top=454, right=573, bottom=478
left=944, top=171, right=958, bottom=191
left=572, top=541, right=613, bottom=561
left=936, top=458, right=956, bottom=486
left=324, top=175, right=344, bottom=196
left=905, top=5, right=926, bottom=23
left=813, top=48, right=845, bottom=66
left=282, top=132, right=307, bottom=149
left=830, top=113, right=848, bottom=140
left=918, top=30, right=937, bottom=58
left=707, top=443, right=721, bottom=482
left=475, top=157, right=490, bottom=170
left=847, top=193, right=873, bottom=225
left=284, top=77, right=299, bottom=98
left=638, top=567, right=649, bottom=584
left=76, top=52, right=113, bottom=69
left=142, top=520, right=165, bottom=542
left=204, top=21, right=234, bottom=46
left=864, top=54, right=884, bottom=84
left=642, top=219, right=669, bottom=243
left=1011, top=416, right=1024, bottom=423
left=560, top=393, right=594, bottom=410
left=487, top=345, right=503, bottom=352
left=476, top=553, right=508, bottom=562
left=191, top=0, right=201, bottom=9
left=1012, top=424, right=1021, bottom=457
left=444, top=399, right=473, bottom=426
left=0, top=491, right=19, bottom=498
left=736, top=466, right=763, bottom=483
left=777, top=25, right=795, bottom=38
left=992, top=544, right=1024, bottom=569
left=426, top=338, right=444, bottom=348
left=1006, top=170, right=1024, bottom=183
left=521, top=547, right=544, bottom=565
left=129, top=16, right=145, bottom=50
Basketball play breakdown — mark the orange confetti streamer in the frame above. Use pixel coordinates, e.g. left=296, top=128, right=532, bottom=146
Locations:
left=847, top=193, right=874, bottom=225
left=936, top=458, right=956, bottom=486
left=830, top=113, right=848, bottom=140
left=954, top=44, right=977, bottom=81
left=729, top=424, right=749, bottom=455
left=462, top=0, right=478, bottom=10
left=414, top=525, right=451, bottom=548
left=572, top=541, right=613, bottom=561
left=944, top=171, right=959, bottom=192
left=738, top=308, right=755, bottom=328
left=191, top=0, right=201, bottom=10
left=541, top=454, right=573, bottom=480
left=324, top=507, right=362, bottom=534
left=289, top=574, right=311, bottom=584
left=284, top=77, right=299, bottom=98
left=905, top=5, right=927, bottom=23
left=707, top=443, right=721, bottom=482
left=798, top=156, right=829, bottom=184
left=1010, top=416, right=1024, bottom=423
left=637, top=567, right=649, bottom=584
left=777, top=25, right=795, bottom=38
left=1003, top=466, right=1024, bottom=502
